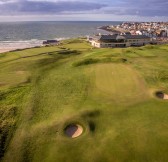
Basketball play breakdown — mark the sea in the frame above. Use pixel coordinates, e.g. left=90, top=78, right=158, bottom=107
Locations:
left=0, top=21, right=121, bottom=51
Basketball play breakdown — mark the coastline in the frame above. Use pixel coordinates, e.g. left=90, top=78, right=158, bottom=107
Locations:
left=0, top=40, right=44, bottom=54
left=0, top=45, right=44, bottom=54
left=98, top=26, right=121, bottom=34
left=0, top=49, right=12, bottom=54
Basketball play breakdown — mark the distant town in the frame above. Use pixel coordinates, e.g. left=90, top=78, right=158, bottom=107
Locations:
left=86, top=22, right=168, bottom=48
left=41, top=22, right=168, bottom=49
left=99, top=22, right=168, bottom=43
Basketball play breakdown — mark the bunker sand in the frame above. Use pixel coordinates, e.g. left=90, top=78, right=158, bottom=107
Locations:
left=65, top=124, right=83, bottom=138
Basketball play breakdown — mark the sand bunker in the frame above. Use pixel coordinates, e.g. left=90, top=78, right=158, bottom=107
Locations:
left=64, top=124, right=83, bottom=138
left=155, top=91, right=168, bottom=100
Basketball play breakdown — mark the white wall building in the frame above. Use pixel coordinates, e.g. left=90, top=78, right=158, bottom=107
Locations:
left=90, top=35, right=151, bottom=48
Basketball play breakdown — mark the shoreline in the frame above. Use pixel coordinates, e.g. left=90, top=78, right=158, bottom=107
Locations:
left=0, top=46, right=44, bottom=54
left=0, top=38, right=71, bottom=54
left=0, top=48, right=17, bottom=54
left=98, top=26, right=121, bottom=34
left=0, top=40, right=44, bottom=54
left=0, top=45, right=43, bottom=54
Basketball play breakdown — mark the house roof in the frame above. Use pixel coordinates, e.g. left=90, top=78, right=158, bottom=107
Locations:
left=94, top=35, right=126, bottom=40
left=93, top=35, right=117, bottom=40
left=116, top=35, right=126, bottom=40
left=124, top=35, right=150, bottom=39
left=92, top=34, right=150, bottom=42
left=100, top=35, right=117, bottom=40
left=43, top=40, right=59, bottom=44
left=46, top=40, right=59, bottom=43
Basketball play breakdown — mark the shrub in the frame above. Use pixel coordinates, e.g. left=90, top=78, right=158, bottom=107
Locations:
left=125, top=49, right=133, bottom=53
left=73, top=58, right=99, bottom=67
left=145, top=45, right=159, bottom=49
left=67, top=39, right=83, bottom=44
left=58, top=50, right=81, bottom=55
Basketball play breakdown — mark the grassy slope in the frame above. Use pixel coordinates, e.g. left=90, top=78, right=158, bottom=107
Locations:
left=1, top=40, right=168, bottom=162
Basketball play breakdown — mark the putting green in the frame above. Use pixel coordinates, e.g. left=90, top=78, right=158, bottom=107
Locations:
left=93, top=63, right=150, bottom=104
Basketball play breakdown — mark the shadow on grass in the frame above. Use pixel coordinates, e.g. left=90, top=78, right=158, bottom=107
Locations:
left=88, top=120, right=96, bottom=133
left=73, top=57, right=128, bottom=67
left=81, top=110, right=100, bottom=119
left=58, top=50, right=81, bottom=55
left=0, top=106, right=17, bottom=159
left=81, top=110, right=101, bottom=133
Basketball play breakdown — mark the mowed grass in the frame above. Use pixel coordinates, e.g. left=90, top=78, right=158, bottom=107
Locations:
left=1, top=40, right=168, bottom=162
left=93, top=63, right=150, bottom=104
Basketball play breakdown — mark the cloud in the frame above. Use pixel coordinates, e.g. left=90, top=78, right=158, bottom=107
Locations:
left=0, top=0, right=106, bottom=15
left=0, top=0, right=17, bottom=4
left=0, top=0, right=167, bottom=20
left=104, top=0, right=168, bottom=16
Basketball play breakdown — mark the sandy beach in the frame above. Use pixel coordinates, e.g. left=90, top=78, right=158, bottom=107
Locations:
left=0, top=48, right=15, bottom=54
left=0, top=39, right=69, bottom=54
left=0, top=40, right=43, bottom=54
left=0, top=47, right=30, bottom=54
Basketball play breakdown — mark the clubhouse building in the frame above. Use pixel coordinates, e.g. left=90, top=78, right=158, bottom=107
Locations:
left=89, top=34, right=151, bottom=48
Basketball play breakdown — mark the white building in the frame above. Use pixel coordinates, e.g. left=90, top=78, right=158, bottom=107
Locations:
left=90, top=34, right=151, bottom=48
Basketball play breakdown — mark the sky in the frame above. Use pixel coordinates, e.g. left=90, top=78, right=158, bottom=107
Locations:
left=0, top=0, right=167, bottom=22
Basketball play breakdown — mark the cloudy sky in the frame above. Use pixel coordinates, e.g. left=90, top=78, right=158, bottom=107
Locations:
left=0, top=0, right=167, bottom=21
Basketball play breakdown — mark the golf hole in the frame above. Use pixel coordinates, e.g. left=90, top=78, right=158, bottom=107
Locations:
left=64, top=124, right=83, bottom=138
left=155, top=91, right=168, bottom=100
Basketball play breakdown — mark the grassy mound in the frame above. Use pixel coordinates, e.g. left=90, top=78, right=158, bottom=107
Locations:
left=1, top=39, right=168, bottom=162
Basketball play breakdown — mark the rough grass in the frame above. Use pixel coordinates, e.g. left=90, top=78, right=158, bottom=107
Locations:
left=72, top=58, right=100, bottom=66
left=0, top=86, right=30, bottom=159
left=1, top=40, right=168, bottom=162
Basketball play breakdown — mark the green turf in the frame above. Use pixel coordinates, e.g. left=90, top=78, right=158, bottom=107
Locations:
left=1, top=39, right=168, bottom=162
left=92, top=63, right=150, bottom=105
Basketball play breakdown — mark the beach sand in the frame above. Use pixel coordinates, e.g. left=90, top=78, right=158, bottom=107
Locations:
left=0, top=49, right=13, bottom=54
left=0, top=45, right=42, bottom=54
left=0, top=40, right=43, bottom=54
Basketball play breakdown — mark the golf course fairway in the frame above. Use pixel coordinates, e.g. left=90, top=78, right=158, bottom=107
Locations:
left=1, top=39, right=168, bottom=162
